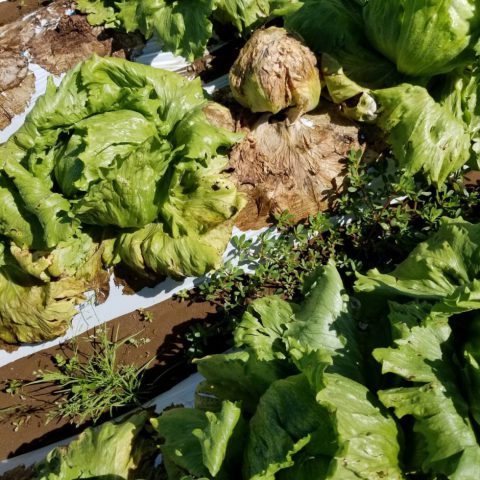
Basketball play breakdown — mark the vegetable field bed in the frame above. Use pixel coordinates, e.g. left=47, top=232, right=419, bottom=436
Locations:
left=0, top=296, right=218, bottom=463
left=2, top=0, right=480, bottom=478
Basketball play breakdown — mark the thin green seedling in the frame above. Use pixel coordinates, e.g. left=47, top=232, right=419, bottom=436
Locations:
left=23, top=327, right=153, bottom=425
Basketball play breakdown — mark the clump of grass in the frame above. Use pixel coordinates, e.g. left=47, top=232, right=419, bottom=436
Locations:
left=12, top=328, right=151, bottom=425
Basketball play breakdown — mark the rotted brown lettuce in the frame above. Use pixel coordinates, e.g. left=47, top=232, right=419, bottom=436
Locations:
left=229, top=27, right=321, bottom=122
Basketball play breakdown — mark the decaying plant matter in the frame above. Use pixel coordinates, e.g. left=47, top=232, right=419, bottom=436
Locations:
left=229, top=27, right=321, bottom=122
left=224, top=104, right=361, bottom=228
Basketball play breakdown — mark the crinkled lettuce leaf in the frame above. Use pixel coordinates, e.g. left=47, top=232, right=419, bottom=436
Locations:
left=153, top=265, right=402, bottom=479
left=0, top=55, right=243, bottom=343
left=112, top=155, right=245, bottom=279
left=363, top=0, right=480, bottom=77
left=0, top=235, right=103, bottom=343
left=373, top=84, right=471, bottom=185
left=374, top=302, right=480, bottom=478
left=35, top=410, right=153, bottom=479
left=434, top=65, right=480, bottom=167
left=461, top=316, right=480, bottom=428
left=77, top=0, right=298, bottom=61
left=112, top=219, right=236, bottom=280
left=136, top=0, right=215, bottom=61
left=355, top=218, right=480, bottom=313
left=235, top=262, right=364, bottom=383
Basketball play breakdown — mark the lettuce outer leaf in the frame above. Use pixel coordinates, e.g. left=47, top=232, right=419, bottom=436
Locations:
left=136, top=0, right=215, bottom=61
left=373, top=84, right=471, bottom=185
left=235, top=262, right=364, bottom=383
left=315, top=373, right=403, bottom=480
left=77, top=0, right=296, bottom=60
left=76, top=0, right=118, bottom=27
left=355, top=218, right=480, bottom=313
left=0, top=172, right=43, bottom=249
left=284, top=0, right=399, bottom=88
left=154, top=266, right=402, bottom=480
left=213, top=0, right=269, bottom=33
left=194, top=350, right=288, bottom=416
left=35, top=411, right=153, bottom=479
left=363, top=0, right=480, bottom=77
left=374, top=303, right=480, bottom=478
left=435, top=66, right=480, bottom=167
left=152, top=401, right=243, bottom=480
left=0, top=235, right=103, bottom=344
left=244, top=374, right=335, bottom=480
left=461, top=317, right=480, bottom=428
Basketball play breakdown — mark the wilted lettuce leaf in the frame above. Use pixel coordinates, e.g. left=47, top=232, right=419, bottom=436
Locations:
left=35, top=410, right=153, bottom=479
left=0, top=237, right=103, bottom=344
left=355, top=218, right=480, bottom=314
left=363, top=0, right=480, bottom=77
left=374, top=303, right=480, bottom=478
left=0, top=250, right=82, bottom=344
left=321, top=55, right=378, bottom=123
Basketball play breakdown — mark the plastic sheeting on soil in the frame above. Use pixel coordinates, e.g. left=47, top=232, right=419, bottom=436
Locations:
left=0, top=372, right=202, bottom=473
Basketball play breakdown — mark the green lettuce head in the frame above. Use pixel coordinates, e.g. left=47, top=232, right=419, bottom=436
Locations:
left=0, top=55, right=244, bottom=343
left=363, top=0, right=480, bottom=77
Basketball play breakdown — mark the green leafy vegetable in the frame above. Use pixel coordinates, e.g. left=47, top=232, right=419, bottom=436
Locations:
left=374, top=303, right=480, bottom=478
left=374, top=84, right=471, bottom=185
left=355, top=218, right=480, bottom=313
left=77, top=0, right=299, bottom=61
left=285, top=0, right=399, bottom=88
left=154, top=264, right=403, bottom=479
left=363, top=0, right=480, bottom=77
left=0, top=55, right=243, bottom=343
left=35, top=410, right=154, bottom=479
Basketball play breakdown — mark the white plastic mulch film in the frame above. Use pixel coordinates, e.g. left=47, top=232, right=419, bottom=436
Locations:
left=0, top=10, right=258, bottom=470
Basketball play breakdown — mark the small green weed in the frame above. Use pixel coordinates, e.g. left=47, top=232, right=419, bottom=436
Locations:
left=20, top=328, right=151, bottom=424
left=181, top=150, right=480, bottom=335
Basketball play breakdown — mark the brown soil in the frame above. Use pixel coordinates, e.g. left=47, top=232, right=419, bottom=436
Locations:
left=0, top=72, right=35, bottom=130
left=28, top=14, right=144, bottom=75
left=0, top=0, right=45, bottom=27
left=0, top=296, right=220, bottom=461
left=0, top=0, right=144, bottom=130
